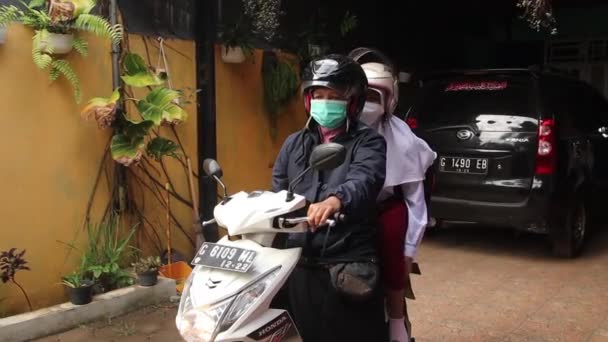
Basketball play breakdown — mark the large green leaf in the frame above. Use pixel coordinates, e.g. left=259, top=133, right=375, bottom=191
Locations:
left=124, top=119, right=154, bottom=138
left=136, top=87, right=188, bottom=125
left=110, top=134, right=145, bottom=166
left=121, top=53, right=164, bottom=88
left=147, top=137, right=180, bottom=161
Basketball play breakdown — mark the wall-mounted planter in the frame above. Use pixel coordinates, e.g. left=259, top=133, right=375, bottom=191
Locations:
left=221, top=45, right=246, bottom=64
left=39, top=32, right=74, bottom=54
left=0, top=27, right=7, bottom=44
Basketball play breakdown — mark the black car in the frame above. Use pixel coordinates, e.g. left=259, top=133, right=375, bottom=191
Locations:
left=406, top=68, right=608, bottom=257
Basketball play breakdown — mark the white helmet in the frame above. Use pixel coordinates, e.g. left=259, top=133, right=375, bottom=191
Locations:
left=348, top=47, right=399, bottom=114
left=361, top=62, right=399, bottom=114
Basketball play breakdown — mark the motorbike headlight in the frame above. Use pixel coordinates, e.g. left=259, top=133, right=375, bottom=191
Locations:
left=177, top=267, right=281, bottom=342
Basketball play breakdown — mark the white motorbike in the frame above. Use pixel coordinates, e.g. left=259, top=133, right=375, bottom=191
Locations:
left=176, top=143, right=347, bottom=342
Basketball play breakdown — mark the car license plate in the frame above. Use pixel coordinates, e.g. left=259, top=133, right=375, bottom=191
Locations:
left=191, top=242, right=257, bottom=273
left=439, top=156, right=488, bottom=175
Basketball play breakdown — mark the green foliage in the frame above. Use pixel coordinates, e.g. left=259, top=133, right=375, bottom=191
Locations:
left=131, top=256, right=161, bottom=274
left=121, top=53, right=164, bottom=88
left=110, top=134, right=145, bottom=167
left=137, top=87, right=187, bottom=125
left=32, top=29, right=53, bottom=69
left=51, top=59, right=81, bottom=103
left=61, top=271, right=92, bottom=288
left=0, top=5, right=20, bottom=27
left=84, top=53, right=186, bottom=166
left=147, top=137, right=179, bottom=161
left=340, top=11, right=358, bottom=37
left=0, top=0, right=124, bottom=103
left=218, top=16, right=254, bottom=56
left=263, top=56, right=299, bottom=140
left=73, top=14, right=122, bottom=44
left=80, top=216, right=136, bottom=292
left=72, top=36, right=88, bottom=56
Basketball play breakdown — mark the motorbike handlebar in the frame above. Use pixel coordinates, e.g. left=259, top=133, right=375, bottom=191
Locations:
left=201, top=218, right=216, bottom=227
left=279, top=213, right=345, bottom=229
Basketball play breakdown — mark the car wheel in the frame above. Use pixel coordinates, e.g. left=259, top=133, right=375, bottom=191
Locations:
left=551, top=199, right=587, bottom=258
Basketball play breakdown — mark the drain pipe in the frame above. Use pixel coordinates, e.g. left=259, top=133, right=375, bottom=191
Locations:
left=196, top=0, right=219, bottom=242
left=110, top=0, right=126, bottom=212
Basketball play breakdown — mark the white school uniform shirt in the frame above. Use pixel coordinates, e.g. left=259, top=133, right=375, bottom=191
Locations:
left=372, top=115, right=437, bottom=258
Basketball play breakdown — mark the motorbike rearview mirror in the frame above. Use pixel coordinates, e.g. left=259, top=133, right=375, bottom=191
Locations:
left=203, top=158, right=228, bottom=201
left=203, top=159, right=223, bottom=178
left=308, top=143, right=347, bottom=171
left=286, top=143, right=346, bottom=202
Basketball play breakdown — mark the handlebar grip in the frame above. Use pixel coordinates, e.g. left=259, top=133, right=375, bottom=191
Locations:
left=334, top=213, right=346, bottom=222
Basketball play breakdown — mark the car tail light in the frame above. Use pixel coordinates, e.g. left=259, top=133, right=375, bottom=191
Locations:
left=405, top=118, right=418, bottom=129
left=535, top=119, right=556, bottom=175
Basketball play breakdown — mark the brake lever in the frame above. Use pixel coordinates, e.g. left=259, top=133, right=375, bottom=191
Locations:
left=202, top=218, right=216, bottom=227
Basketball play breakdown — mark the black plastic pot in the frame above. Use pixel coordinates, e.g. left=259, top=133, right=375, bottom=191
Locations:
left=137, top=269, right=159, bottom=287
left=67, top=282, right=94, bottom=305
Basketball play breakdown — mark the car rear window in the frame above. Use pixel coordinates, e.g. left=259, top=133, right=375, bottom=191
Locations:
left=409, top=76, right=538, bottom=132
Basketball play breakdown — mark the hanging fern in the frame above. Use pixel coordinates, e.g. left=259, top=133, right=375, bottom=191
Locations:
left=73, top=14, right=122, bottom=43
left=0, top=0, right=123, bottom=103
left=27, top=0, right=47, bottom=9
left=0, top=5, right=21, bottom=27
left=49, top=67, right=60, bottom=82
left=72, top=35, right=88, bottom=56
left=20, top=7, right=52, bottom=31
left=32, top=30, right=53, bottom=69
left=51, top=59, right=81, bottom=103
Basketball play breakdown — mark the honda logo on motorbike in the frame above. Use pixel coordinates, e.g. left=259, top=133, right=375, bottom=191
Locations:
left=456, top=130, right=473, bottom=140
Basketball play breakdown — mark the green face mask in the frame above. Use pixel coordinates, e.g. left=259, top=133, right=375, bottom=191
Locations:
left=310, top=99, right=348, bottom=129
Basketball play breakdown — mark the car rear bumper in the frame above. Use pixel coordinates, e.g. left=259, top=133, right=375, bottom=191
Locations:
left=430, top=192, right=551, bottom=233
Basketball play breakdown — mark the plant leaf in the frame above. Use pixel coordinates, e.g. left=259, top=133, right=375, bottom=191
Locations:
left=51, top=59, right=81, bottom=103
left=124, top=119, right=154, bottom=138
left=72, top=13, right=122, bottom=43
left=122, top=53, right=164, bottom=88
left=32, top=30, right=53, bottom=70
left=80, top=89, right=120, bottom=129
left=72, top=36, right=88, bottom=56
left=137, top=87, right=187, bottom=125
left=147, top=137, right=179, bottom=161
left=27, top=0, right=46, bottom=9
left=110, top=134, right=145, bottom=167
left=0, top=5, right=22, bottom=27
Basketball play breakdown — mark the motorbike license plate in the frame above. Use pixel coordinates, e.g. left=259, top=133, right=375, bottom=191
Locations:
left=191, top=242, right=257, bottom=273
left=439, top=156, right=488, bottom=175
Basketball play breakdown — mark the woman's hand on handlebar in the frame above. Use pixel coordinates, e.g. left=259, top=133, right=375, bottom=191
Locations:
left=307, top=196, right=341, bottom=232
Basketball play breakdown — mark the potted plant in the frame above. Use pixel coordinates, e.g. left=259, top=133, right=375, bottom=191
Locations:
left=218, top=18, right=254, bottom=64
left=0, top=0, right=123, bottom=102
left=61, top=271, right=94, bottom=305
left=132, top=256, right=162, bottom=286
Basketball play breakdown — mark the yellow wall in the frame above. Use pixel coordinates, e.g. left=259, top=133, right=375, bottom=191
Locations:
left=215, top=47, right=307, bottom=193
left=0, top=25, right=197, bottom=316
left=0, top=25, right=304, bottom=316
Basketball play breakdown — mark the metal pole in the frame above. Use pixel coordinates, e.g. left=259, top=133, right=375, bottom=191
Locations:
left=196, top=0, right=219, bottom=242
left=110, top=0, right=126, bottom=212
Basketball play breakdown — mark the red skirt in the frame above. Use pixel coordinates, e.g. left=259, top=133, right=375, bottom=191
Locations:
left=377, top=198, right=407, bottom=291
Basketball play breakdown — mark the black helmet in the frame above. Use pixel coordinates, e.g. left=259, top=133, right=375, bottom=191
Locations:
left=301, top=54, right=368, bottom=117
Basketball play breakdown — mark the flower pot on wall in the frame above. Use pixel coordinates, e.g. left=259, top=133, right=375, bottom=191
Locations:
left=0, top=27, right=7, bottom=44
left=221, top=45, right=246, bottom=64
left=39, top=32, right=74, bottom=54
left=137, top=269, right=159, bottom=287
left=66, top=281, right=94, bottom=305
